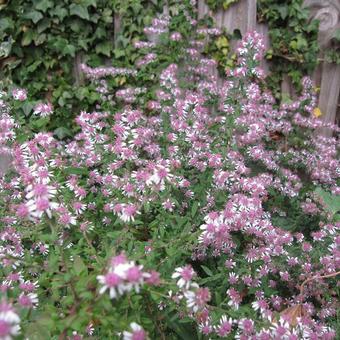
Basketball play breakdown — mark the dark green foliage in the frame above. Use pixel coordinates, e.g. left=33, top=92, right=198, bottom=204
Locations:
left=0, top=0, right=163, bottom=137
left=206, top=0, right=238, bottom=11
left=257, top=0, right=319, bottom=96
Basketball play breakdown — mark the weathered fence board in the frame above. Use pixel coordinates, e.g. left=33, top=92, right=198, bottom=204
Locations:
left=198, top=0, right=256, bottom=35
left=317, top=62, right=340, bottom=136
left=304, top=0, right=340, bottom=136
left=0, top=154, right=11, bottom=176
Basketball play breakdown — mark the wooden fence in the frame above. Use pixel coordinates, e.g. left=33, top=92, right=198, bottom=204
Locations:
left=196, top=0, right=339, bottom=137
left=0, top=0, right=339, bottom=174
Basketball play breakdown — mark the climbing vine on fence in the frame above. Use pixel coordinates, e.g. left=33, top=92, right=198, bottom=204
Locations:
left=324, top=28, right=340, bottom=64
left=0, top=0, right=164, bottom=138
left=257, top=0, right=320, bottom=97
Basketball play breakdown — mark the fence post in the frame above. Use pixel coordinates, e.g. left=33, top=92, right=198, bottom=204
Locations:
left=198, top=0, right=257, bottom=35
left=0, top=153, right=11, bottom=176
left=304, top=0, right=340, bottom=136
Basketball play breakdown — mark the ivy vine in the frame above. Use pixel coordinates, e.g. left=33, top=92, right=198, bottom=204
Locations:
left=0, top=0, right=163, bottom=138
left=257, top=0, right=320, bottom=97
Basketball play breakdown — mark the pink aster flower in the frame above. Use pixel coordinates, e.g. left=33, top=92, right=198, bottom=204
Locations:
left=0, top=300, right=20, bottom=339
left=97, top=271, right=123, bottom=299
left=183, top=287, right=211, bottom=312
left=12, top=88, right=27, bottom=101
left=238, top=318, right=254, bottom=335
left=33, top=102, right=53, bottom=117
left=97, top=254, right=148, bottom=299
left=216, top=315, right=234, bottom=337
left=172, top=265, right=196, bottom=289
left=18, top=293, right=38, bottom=309
left=162, top=199, right=175, bottom=212
left=123, top=322, right=146, bottom=340
left=170, top=32, right=182, bottom=41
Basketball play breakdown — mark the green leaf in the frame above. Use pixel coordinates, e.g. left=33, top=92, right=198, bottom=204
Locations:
left=201, top=265, right=213, bottom=276
left=333, top=28, right=340, bottom=42
left=32, top=117, right=50, bottom=129
left=51, top=6, right=68, bottom=20
left=277, top=5, right=288, bottom=20
left=200, top=273, right=224, bottom=284
left=296, top=35, right=307, bottom=50
left=223, top=0, right=237, bottom=10
left=114, top=49, right=126, bottom=58
left=21, top=102, right=34, bottom=116
left=64, top=44, right=76, bottom=57
left=25, top=320, right=51, bottom=339
left=216, top=36, right=229, bottom=49
left=73, top=256, right=87, bottom=275
left=70, top=20, right=83, bottom=33
left=315, top=187, right=340, bottom=217
left=0, top=40, right=12, bottom=58
left=69, top=4, right=90, bottom=20
left=64, top=167, right=89, bottom=176
left=21, top=30, right=36, bottom=46
left=35, top=0, right=54, bottom=12
left=83, top=0, right=97, bottom=7
left=37, top=19, right=51, bottom=34
left=0, top=18, right=14, bottom=31
left=95, top=41, right=112, bottom=57
left=54, top=127, right=71, bottom=139
left=23, top=10, right=44, bottom=24
left=43, top=58, right=56, bottom=69
left=78, top=39, right=88, bottom=50
left=289, top=40, right=297, bottom=50
left=34, top=33, right=47, bottom=45
left=191, top=201, right=199, bottom=217
left=281, top=93, right=293, bottom=104
left=168, top=320, right=197, bottom=340
left=26, top=60, right=42, bottom=73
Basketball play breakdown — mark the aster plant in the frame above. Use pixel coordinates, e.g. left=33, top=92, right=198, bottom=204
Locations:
left=0, top=0, right=339, bottom=339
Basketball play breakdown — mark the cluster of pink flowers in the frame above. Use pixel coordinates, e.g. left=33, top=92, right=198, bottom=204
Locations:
left=136, top=53, right=157, bottom=68
left=196, top=27, right=222, bottom=36
left=170, top=32, right=182, bottom=41
left=115, top=87, right=146, bottom=104
left=0, top=226, right=39, bottom=336
left=33, top=102, right=53, bottom=117
left=143, top=14, right=170, bottom=36
left=97, top=253, right=159, bottom=299
left=0, top=2, right=339, bottom=337
left=171, top=265, right=211, bottom=315
left=11, top=88, right=27, bottom=101
left=133, top=40, right=156, bottom=49
left=123, top=322, right=146, bottom=340
left=0, top=300, right=21, bottom=339
left=0, top=102, right=16, bottom=155
left=80, top=64, right=137, bottom=80
left=11, top=133, right=60, bottom=220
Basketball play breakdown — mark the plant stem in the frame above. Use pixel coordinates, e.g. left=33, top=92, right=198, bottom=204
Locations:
left=299, top=271, right=340, bottom=296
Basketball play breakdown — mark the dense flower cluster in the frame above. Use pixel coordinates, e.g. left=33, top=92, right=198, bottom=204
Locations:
left=0, top=301, right=21, bottom=339
left=33, top=102, right=53, bottom=117
left=97, top=253, right=158, bottom=299
left=172, top=265, right=211, bottom=314
left=0, top=1, right=339, bottom=338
